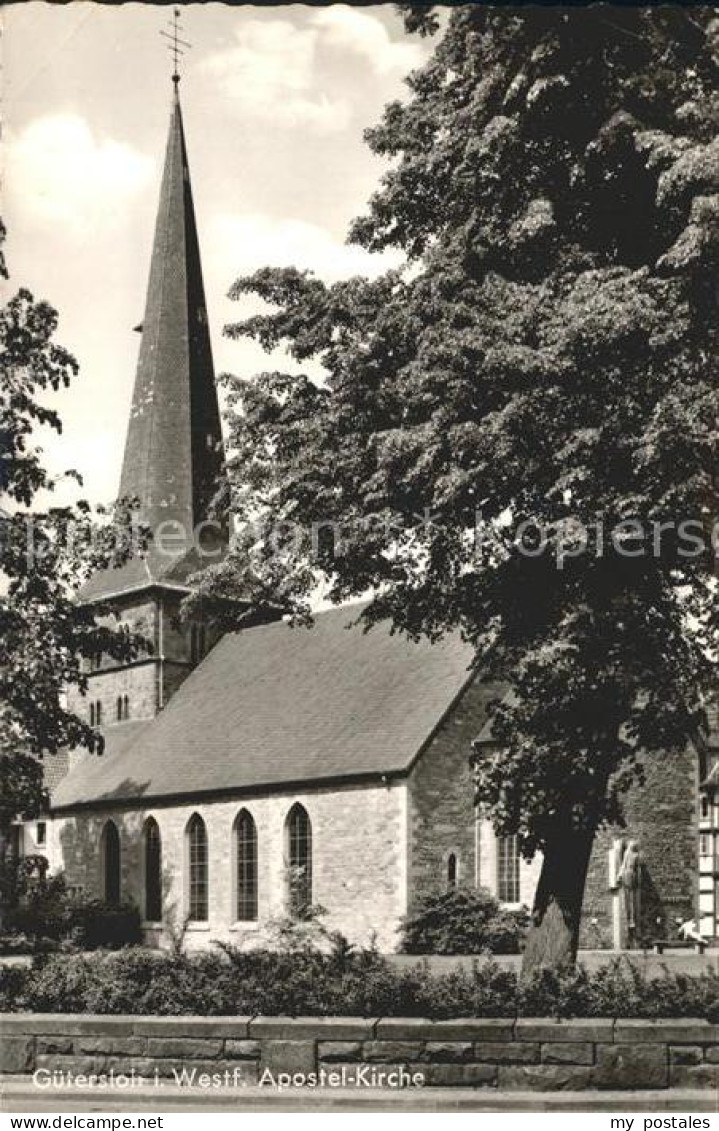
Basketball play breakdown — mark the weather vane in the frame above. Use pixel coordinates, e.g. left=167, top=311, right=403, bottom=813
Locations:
left=160, top=7, right=191, bottom=85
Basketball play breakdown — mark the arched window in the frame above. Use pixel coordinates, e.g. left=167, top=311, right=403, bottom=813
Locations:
left=123, top=695, right=130, bottom=720
left=447, top=852, right=458, bottom=890
left=116, top=696, right=123, bottom=721
left=90, top=703, right=95, bottom=727
left=235, top=810, right=258, bottom=921
left=144, top=818, right=162, bottom=922
left=101, top=820, right=121, bottom=905
left=95, top=701, right=103, bottom=727
left=187, top=814, right=208, bottom=921
left=286, top=804, right=312, bottom=918
left=497, top=835, right=520, bottom=904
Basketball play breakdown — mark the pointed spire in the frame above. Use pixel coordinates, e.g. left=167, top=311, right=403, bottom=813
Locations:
left=82, top=85, right=226, bottom=602
left=120, top=85, right=225, bottom=558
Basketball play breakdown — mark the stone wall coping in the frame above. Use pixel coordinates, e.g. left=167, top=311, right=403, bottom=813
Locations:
left=131, top=1017, right=253, bottom=1039
left=515, top=1019, right=615, bottom=1042
left=374, top=1017, right=514, bottom=1040
left=613, top=1020, right=719, bottom=1044
left=2, top=1015, right=144, bottom=1036
left=248, top=1017, right=379, bottom=1040
left=0, top=1015, right=254, bottom=1038
left=2, top=1014, right=718, bottom=1046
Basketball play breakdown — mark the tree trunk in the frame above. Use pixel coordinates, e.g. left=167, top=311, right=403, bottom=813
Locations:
left=520, top=827, right=595, bottom=979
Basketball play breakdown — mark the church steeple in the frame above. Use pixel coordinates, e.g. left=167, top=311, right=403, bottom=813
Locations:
left=82, top=81, right=226, bottom=601
left=70, top=77, right=229, bottom=729
left=119, top=83, right=225, bottom=555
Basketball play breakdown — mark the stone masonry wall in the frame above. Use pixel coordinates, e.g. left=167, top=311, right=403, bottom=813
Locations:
left=67, top=662, right=160, bottom=730
left=52, top=780, right=407, bottom=951
left=580, top=745, right=699, bottom=949
left=64, top=590, right=206, bottom=730
left=3, top=1015, right=718, bottom=1092
left=406, top=677, right=503, bottom=907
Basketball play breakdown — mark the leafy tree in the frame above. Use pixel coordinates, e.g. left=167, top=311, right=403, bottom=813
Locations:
left=198, top=6, right=718, bottom=971
left=0, top=221, right=142, bottom=919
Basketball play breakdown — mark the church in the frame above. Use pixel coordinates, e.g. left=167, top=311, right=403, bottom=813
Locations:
left=34, top=80, right=717, bottom=952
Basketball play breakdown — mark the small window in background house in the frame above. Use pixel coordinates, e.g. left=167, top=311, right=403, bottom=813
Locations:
left=36, top=821, right=46, bottom=847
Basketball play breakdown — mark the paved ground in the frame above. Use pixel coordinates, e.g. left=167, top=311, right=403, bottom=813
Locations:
left=387, top=949, right=719, bottom=977
left=1, top=1078, right=718, bottom=1113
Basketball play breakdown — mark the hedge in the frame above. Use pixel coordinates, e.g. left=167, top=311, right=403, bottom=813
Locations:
left=2, top=945, right=719, bottom=1021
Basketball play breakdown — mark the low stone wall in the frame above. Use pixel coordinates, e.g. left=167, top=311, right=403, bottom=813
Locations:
left=2, top=1015, right=719, bottom=1091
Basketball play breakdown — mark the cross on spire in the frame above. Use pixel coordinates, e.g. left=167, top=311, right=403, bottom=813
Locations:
left=160, top=7, right=191, bottom=85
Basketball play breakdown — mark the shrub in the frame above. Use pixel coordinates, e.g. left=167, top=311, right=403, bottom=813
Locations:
left=67, top=900, right=143, bottom=950
left=6, top=870, right=142, bottom=952
left=6, top=871, right=71, bottom=944
left=399, top=887, right=529, bottom=955
left=0, top=963, right=29, bottom=1011
left=3, top=946, right=719, bottom=1020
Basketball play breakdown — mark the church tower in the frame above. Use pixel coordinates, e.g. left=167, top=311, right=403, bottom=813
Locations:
left=67, top=79, right=228, bottom=743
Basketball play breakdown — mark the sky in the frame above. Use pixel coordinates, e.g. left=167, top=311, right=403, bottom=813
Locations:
left=4, top=2, right=430, bottom=506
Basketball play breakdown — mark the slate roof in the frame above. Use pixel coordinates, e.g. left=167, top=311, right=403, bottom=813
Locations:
left=79, top=546, right=215, bottom=604
left=83, top=86, right=226, bottom=602
left=46, top=722, right=151, bottom=796
left=51, top=604, right=476, bottom=811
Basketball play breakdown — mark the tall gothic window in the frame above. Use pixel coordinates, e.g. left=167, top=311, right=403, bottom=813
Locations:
left=95, top=701, right=103, bottom=727
left=90, top=703, right=95, bottom=727
left=187, top=814, right=208, bottom=921
left=447, top=852, right=458, bottom=890
left=286, top=804, right=312, bottom=918
left=116, top=696, right=123, bottom=721
left=102, top=820, right=121, bottom=905
left=144, top=818, right=162, bottom=922
left=235, top=810, right=258, bottom=921
left=497, top=835, right=520, bottom=904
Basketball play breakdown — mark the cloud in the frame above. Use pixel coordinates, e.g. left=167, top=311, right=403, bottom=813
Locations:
left=200, top=10, right=427, bottom=134
left=311, top=6, right=426, bottom=77
left=200, top=19, right=351, bottom=135
left=6, top=114, right=154, bottom=232
left=207, top=213, right=403, bottom=289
